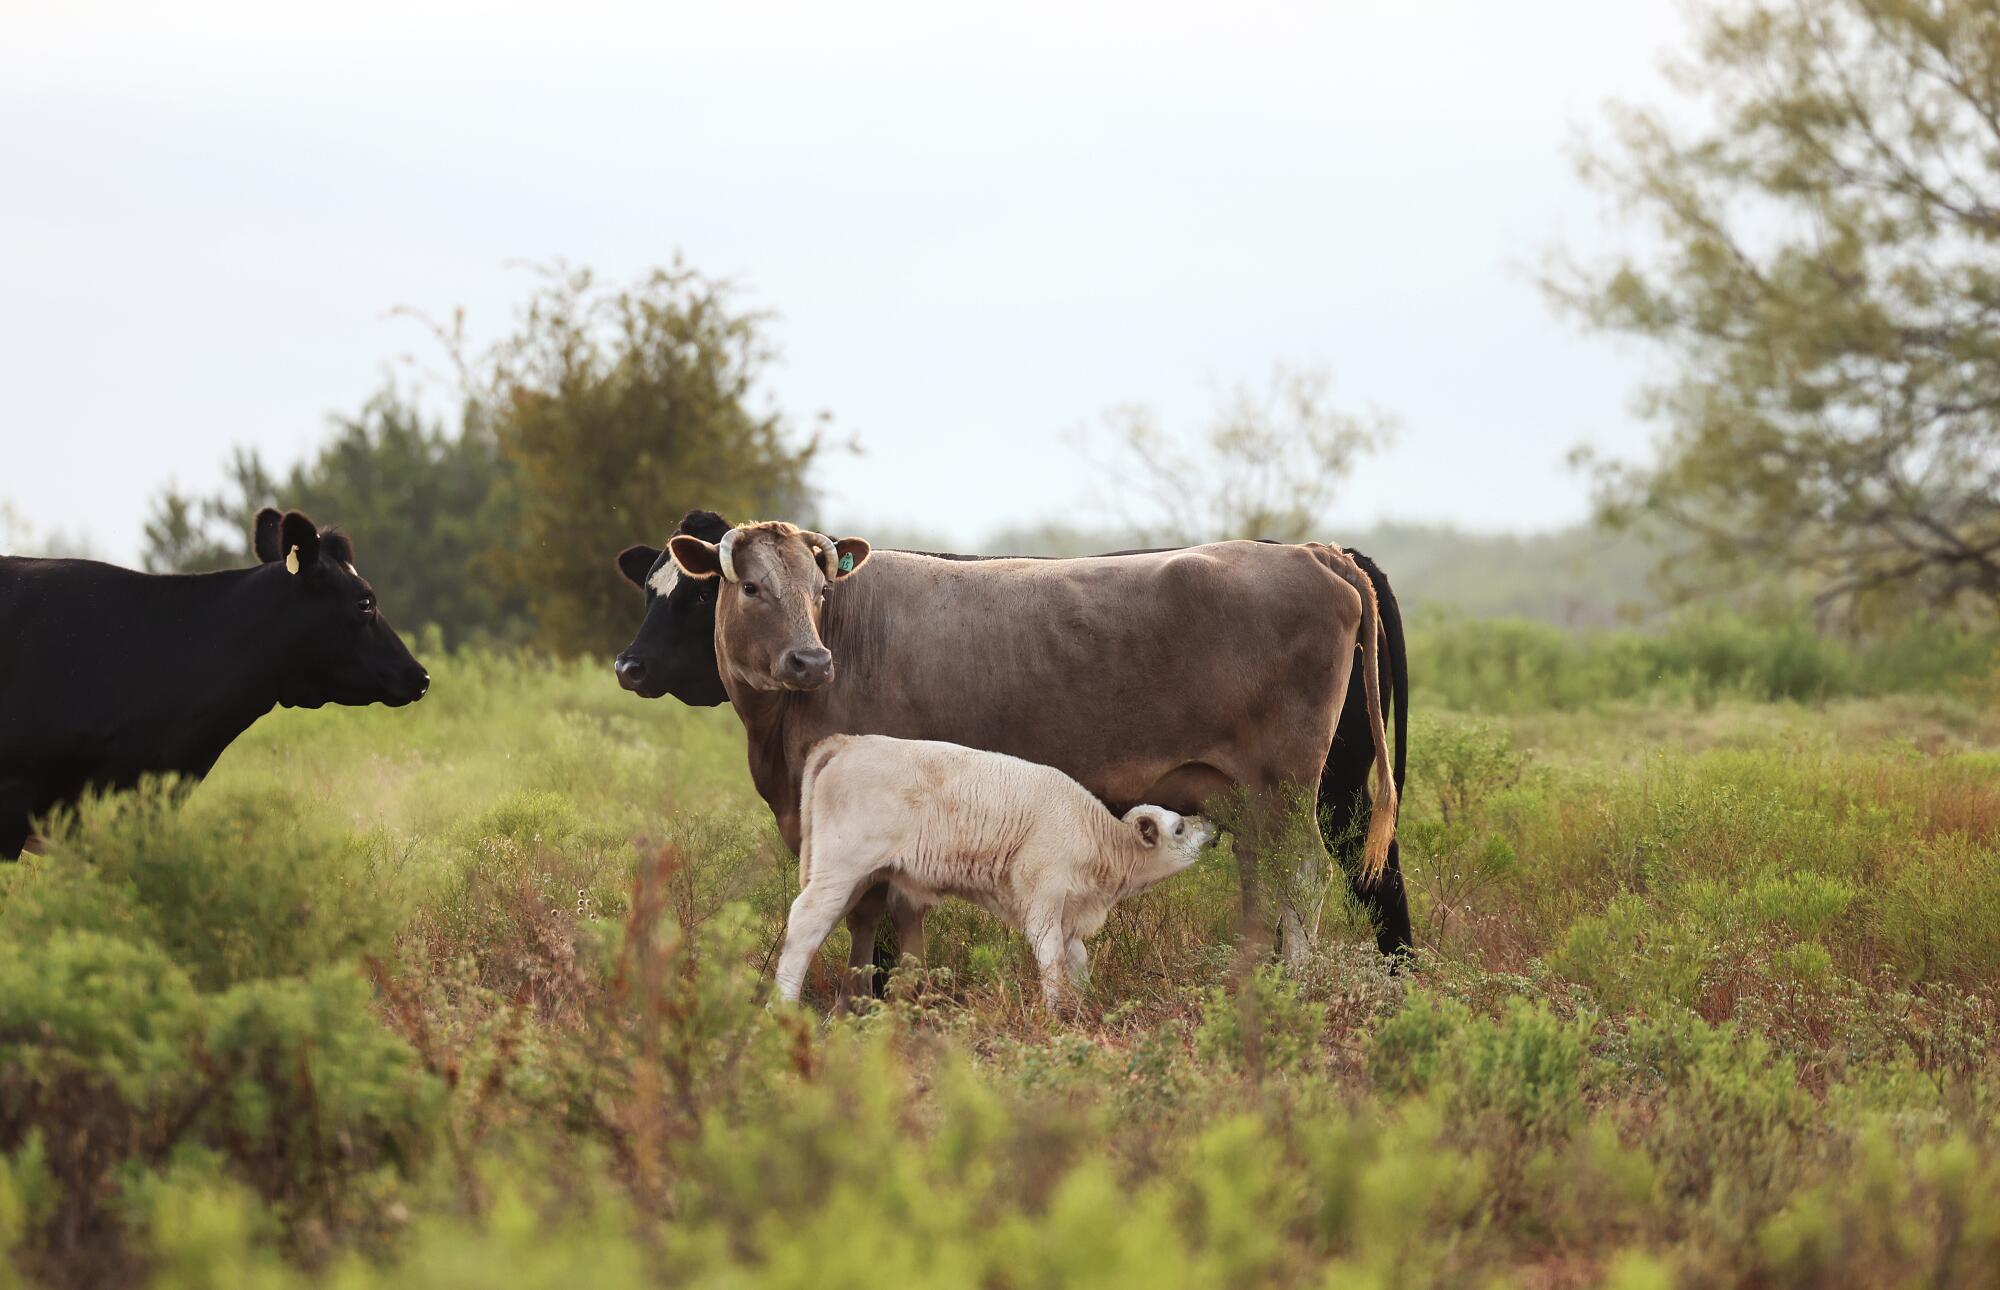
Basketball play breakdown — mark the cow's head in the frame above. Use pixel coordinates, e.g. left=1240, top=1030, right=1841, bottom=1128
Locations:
left=253, top=507, right=430, bottom=710
left=612, top=509, right=733, bottom=705
left=658, top=519, right=870, bottom=695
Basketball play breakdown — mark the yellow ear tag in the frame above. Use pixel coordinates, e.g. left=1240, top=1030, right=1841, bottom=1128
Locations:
left=285, top=546, right=300, bottom=575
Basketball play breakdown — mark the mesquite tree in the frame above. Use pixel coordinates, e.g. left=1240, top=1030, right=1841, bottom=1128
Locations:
left=1555, top=0, right=2000, bottom=616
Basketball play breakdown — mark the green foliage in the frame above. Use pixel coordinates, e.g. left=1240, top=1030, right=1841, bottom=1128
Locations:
left=0, top=932, right=437, bottom=1265
left=3, top=646, right=1998, bottom=1285
left=3, top=784, right=397, bottom=990
left=1548, top=893, right=1713, bottom=1015
left=1369, top=992, right=1591, bottom=1138
left=1194, top=964, right=1327, bottom=1078
left=1408, top=606, right=1999, bottom=710
left=463, top=263, right=822, bottom=657
left=135, top=254, right=835, bottom=654
left=1554, top=0, right=2000, bottom=615
left=141, top=390, right=525, bottom=646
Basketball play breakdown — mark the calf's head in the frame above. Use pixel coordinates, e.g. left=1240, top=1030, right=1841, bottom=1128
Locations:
left=254, top=507, right=430, bottom=710
left=663, top=520, right=870, bottom=694
left=1121, top=806, right=1217, bottom=889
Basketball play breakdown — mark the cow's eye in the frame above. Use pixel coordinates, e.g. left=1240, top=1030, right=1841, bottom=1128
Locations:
left=359, top=595, right=376, bottom=617
left=741, top=581, right=760, bottom=598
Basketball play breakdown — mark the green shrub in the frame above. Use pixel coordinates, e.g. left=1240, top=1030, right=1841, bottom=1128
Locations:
left=0, top=932, right=437, bottom=1265
left=5, top=784, right=398, bottom=989
left=1545, top=894, right=1711, bottom=1015
left=1369, top=992, right=1590, bottom=1139
left=1195, top=964, right=1327, bottom=1078
left=0, top=634, right=1992, bottom=1286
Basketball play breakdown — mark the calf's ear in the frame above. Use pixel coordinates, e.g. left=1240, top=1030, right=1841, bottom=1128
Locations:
left=668, top=535, right=724, bottom=580
left=617, top=544, right=662, bottom=589
left=254, top=508, right=284, bottom=563
left=831, top=537, right=871, bottom=579
left=1132, top=812, right=1161, bottom=849
left=279, top=511, right=321, bottom=575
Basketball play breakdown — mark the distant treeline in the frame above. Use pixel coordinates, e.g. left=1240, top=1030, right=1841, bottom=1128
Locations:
left=141, top=264, right=819, bottom=658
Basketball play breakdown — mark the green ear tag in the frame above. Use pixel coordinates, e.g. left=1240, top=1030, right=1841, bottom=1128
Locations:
left=838, top=553, right=854, bottom=574
left=285, top=546, right=300, bottom=575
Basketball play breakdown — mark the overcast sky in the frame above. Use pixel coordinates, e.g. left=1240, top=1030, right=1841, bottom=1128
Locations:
left=1, top=0, right=1689, bottom=564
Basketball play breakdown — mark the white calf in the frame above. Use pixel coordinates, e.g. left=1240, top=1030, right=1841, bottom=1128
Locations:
left=775, top=734, right=1215, bottom=1008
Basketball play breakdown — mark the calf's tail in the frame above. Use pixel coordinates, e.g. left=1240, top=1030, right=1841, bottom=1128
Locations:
left=1316, top=547, right=1399, bottom=883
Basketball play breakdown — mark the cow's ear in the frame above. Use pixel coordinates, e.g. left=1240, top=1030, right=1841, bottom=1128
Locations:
left=279, top=511, right=321, bottom=576
left=668, top=534, right=724, bottom=580
left=253, top=508, right=284, bottom=563
left=617, top=544, right=662, bottom=589
left=676, top=509, right=732, bottom=542
left=1131, top=811, right=1161, bottom=850
left=321, top=529, right=354, bottom=567
left=831, top=537, right=871, bottom=580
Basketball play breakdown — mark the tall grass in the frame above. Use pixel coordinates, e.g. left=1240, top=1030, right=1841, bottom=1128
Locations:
left=0, top=646, right=1995, bottom=1286
left=1409, top=608, right=2000, bottom=711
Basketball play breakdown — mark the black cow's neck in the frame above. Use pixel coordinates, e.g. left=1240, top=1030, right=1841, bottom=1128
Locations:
left=121, top=565, right=294, bottom=781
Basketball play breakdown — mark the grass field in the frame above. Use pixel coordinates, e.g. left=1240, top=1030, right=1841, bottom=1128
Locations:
left=3, top=621, right=1998, bottom=1288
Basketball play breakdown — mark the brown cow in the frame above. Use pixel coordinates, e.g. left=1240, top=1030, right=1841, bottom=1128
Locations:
left=666, top=519, right=1396, bottom=992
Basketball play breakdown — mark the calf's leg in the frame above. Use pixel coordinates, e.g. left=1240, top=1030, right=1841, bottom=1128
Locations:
left=1065, top=937, right=1089, bottom=990
left=776, top=874, right=868, bottom=1003
left=1027, top=911, right=1072, bottom=1011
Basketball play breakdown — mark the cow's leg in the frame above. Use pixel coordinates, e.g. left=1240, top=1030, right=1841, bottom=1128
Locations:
left=0, top=779, right=37, bottom=861
left=0, top=814, right=28, bottom=862
left=1320, top=751, right=1412, bottom=960
left=890, top=889, right=928, bottom=972
left=1065, top=936, right=1089, bottom=991
left=776, top=873, right=866, bottom=1004
left=836, top=883, right=892, bottom=1005
left=1316, top=549, right=1412, bottom=960
left=1234, top=778, right=1333, bottom=968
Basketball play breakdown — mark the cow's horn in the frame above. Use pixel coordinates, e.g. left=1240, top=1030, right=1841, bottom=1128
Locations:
left=717, top=528, right=743, bottom=583
left=809, top=532, right=838, bottom=578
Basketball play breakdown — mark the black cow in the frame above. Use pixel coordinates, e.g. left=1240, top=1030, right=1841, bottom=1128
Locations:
left=613, top=509, right=1413, bottom=958
left=0, top=507, right=430, bottom=857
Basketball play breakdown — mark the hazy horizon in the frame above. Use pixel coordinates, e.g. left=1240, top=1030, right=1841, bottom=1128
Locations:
left=2, top=0, right=1687, bottom=565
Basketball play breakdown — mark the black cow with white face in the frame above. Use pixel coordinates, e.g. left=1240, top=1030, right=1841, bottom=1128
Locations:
left=0, top=507, right=430, bottom=857
left=614, top=509, right=1414, bottom=958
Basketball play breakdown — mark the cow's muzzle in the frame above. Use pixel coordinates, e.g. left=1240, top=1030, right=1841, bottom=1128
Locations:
left=778, top=646, right=834, bottom=690
left=615, top=651, right=673, bottom=699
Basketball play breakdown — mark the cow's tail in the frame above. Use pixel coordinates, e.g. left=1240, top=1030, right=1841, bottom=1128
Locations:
left=796, top=736, right=844, bottom=889
left=1352, top=549, right=1408, bottom=797
left=1319, top=548, right=1398, bottom=884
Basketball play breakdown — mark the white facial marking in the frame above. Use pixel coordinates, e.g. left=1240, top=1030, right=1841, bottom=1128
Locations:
left=345, top=562, right=358, bottom=578
left=718, top=529, right=742, bottom=582
left=648, top=562, right=680, bottom=598
left=285, top=546, right=300, bottom=575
